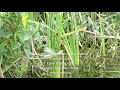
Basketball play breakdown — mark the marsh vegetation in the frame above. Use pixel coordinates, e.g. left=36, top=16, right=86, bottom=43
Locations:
left=0, top=12, right=120, bottom=78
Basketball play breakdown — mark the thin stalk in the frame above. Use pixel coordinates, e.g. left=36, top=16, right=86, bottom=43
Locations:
left=99, top=13, right=106, bottom=56
left=72, top=12, right=79, bottom=65
left=51, top=12, right=63, bottom=78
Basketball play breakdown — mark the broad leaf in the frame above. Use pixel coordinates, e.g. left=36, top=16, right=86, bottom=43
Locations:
left=23, top=47, right=31, bottom=58
left=44, top=47, right=57, bottom=56
left=13, top=42, right=22, bottom=50
left=23, top=41, right=31, bottom=58
left=0, top=29, right=12, bottom=38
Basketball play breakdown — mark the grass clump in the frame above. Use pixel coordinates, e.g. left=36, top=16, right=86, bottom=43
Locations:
left=0, top=12, right=120, bottom=78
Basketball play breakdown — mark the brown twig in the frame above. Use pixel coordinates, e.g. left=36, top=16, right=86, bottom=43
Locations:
left=30, top=37, right=46, bottom=71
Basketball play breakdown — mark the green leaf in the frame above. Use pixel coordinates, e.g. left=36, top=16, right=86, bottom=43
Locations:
left=17, top=33, right=24, bottom=43
left=23, top=34, right=31, bottom=41
left=33, top=22, right=41, bottom=36
left=0, top=29, right=12, bottom=38
left=0, top=42, right=8, bottom=53
left=13, top=42, right=22, bottom=50
left=0, top=12, right=7, bottom=17
left=35, top=33, right=42, bottom=44
left=0, top=55, right=3, bottom=65
left=44, top=47, right=57, bottom=56
left=23, top=41, right=31, bottom=58
left=24, top=41, right=31, bottom=50
left=23, top=31, right=33, bottom=41
left=0, top=47, right=8, bottom=53
left=23, top=47, right=31, bottom=58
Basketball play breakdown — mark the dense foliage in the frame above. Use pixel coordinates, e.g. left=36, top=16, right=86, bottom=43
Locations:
left=0, top=12, right=120, bottom=78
